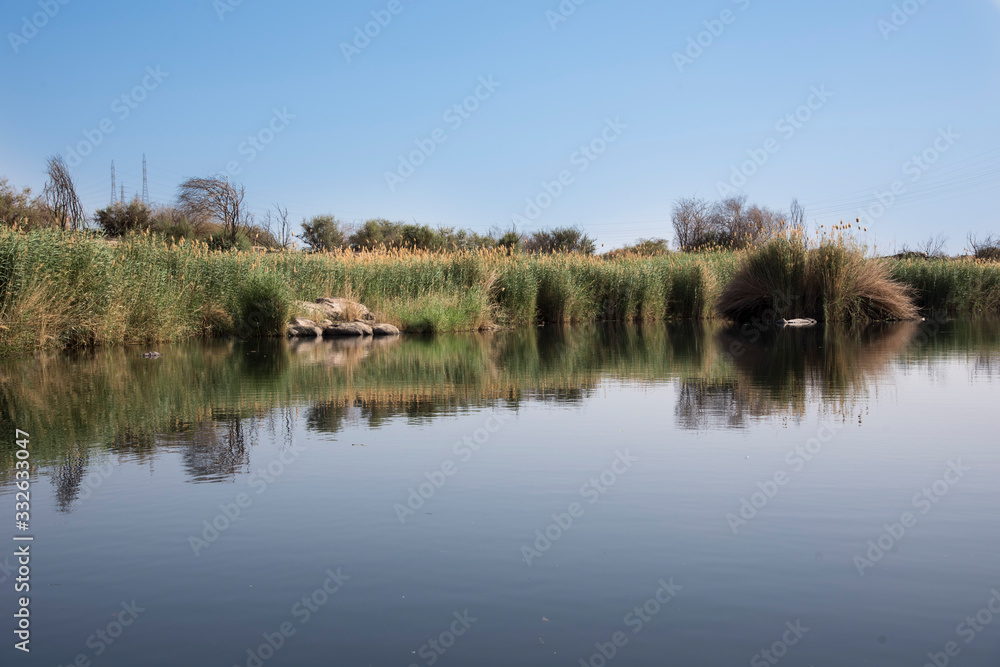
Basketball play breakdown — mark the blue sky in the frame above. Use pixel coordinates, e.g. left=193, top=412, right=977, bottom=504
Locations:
left=2, top=0, right=999, bottom=251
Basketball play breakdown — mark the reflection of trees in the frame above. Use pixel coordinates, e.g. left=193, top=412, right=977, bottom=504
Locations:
left=180, top=416, right=252, bottom=484
left=675, top=380, right=775, bottom=430
left=5, top=318, right=998, bottom=501
left=51, top=448, right=87, bottom=513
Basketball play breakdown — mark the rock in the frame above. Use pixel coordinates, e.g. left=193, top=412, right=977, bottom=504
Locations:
left=777, top=318, right=818, bottom=328
left=371, top=323, right=401, bottom=337
left=141, top=351, right=162, bottom=359
left=315, top=297, right=374, bottom=322
left=323, top=322, right=372, bottom=338
left=287, top=318, right=323, bottom=338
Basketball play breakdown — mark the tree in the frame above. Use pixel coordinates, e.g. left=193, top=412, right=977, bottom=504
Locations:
left=177, top=176, right=251, bottom=244
left=94, top=199, right=151, bottom=236
left=301, top=215, right=346, bottom=251
left=790, top=198, right=805, bottom=228
left=524, top=227, right=595, bottom=254
left=43, top=155, right=85, bottom=230
left=263, top=203, right=294, bottom=249
left=671, top=197, right=712, bottom=251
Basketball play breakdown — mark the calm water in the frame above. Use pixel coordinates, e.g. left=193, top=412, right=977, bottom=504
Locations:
left=1, top=321, right=999, bottom=666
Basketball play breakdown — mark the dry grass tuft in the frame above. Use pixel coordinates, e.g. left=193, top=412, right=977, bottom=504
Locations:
left=717, top=235, right=918, bottom=323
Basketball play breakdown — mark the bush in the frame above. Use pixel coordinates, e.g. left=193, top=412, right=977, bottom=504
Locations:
left=969, top=234, right=1000, bottom=262
left=301, top=215, right=345, bottom=251
left=0, top=178, right=54, bottom=230
left=94, top=200, right=151, bottom=237
left=524, top=227, right=595, bottom=255
left=604, top=238, right=670, bottom=259
left=717, top=236, right=918, bottom=323
left=231, top=272, right=292, bottom=338
left=206, top=231, right=252, bottom=252
left=673, top=195, right=788, bottom=251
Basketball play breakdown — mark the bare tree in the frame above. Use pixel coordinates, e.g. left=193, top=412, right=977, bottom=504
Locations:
left=43, top=155, right=85, bottom=230
left=263, top=203, right=293, bottom=249
left=177, top=176, right=251, bottom=243
left=671, top=197, right=712, bottom=251
left=790, top=198, right=805, bottom=228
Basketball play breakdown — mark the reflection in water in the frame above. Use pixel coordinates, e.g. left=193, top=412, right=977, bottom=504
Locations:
left=0, top=320, right=997, bottom=507
left=51, top=447, right=87, bottom=513
left=676, top=322, right=922, bottom=430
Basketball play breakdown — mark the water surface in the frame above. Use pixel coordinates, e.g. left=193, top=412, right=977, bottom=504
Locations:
left=1, top=321, right=999, bottom=666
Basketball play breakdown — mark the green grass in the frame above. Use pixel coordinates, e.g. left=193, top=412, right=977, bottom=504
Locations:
left=0, top=228, right=997, bottom=354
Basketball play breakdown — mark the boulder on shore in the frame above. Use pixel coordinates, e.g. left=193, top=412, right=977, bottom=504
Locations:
left=315, top=298, right=374, bottom=322
left=371, top=323, right=401, bottom=337
left=287, top=318, right=323, bottom=338
left=323, top=322, right=373, bottom=338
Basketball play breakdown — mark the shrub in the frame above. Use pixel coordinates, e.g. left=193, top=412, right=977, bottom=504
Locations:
left=0, top=178, right=54, bottom=229
left=231, top=272, right=292, bottom=338
left=524, top=227, right=595, bottom=255
left=673, top=195, right=789, bottom=251
left=206, top=231, right=252, bottom=252
left=969, top=234, right=1000, bottom=262
left=604, top=238, right=670, bottom=259
left=301, top=215, right=346, bottom=251
left=94, top=200, right=151, bottom=237
left=717, top=236, right=918, bottom=323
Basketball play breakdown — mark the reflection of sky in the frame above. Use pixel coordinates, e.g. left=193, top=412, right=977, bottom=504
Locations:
left=2, top=332, right=1000, bottom=665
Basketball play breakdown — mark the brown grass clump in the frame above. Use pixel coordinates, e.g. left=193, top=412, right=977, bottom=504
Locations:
left=717, top=235, right=918, bottom=323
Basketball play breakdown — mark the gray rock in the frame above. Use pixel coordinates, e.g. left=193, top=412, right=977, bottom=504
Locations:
left=141, top=351, right=162, bottom=359
left=315, top=297, right=374, bottom=322
left=287, top=318, right=323, bottom=338
left=323, top=322, right=372, bottom=338
left=371, top=323, right=401, bottom=337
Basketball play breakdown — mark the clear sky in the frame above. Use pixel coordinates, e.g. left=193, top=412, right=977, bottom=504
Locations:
left=2, top=0, right=999, bottom=251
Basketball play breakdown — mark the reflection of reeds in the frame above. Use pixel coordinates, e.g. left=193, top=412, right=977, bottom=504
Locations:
left=681, top=322, right=922, bottom=429
left=1, top=322, right=997, bottom=471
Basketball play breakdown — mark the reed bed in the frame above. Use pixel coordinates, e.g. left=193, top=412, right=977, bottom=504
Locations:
left=0, top=228, right=996, bottom=354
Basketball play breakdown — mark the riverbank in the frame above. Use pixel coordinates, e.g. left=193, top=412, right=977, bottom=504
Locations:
left=0, top=228, right=998, bottom=354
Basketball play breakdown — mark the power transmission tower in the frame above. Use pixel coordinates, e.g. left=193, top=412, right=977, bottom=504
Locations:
left=142, top=154, right=149, bottom=205
left=121, top=184, right=125, bottom=204
left=111, top=161, right=116, bottom=205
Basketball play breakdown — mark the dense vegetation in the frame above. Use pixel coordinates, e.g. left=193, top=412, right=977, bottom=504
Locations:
left=2, top=172, right=998, bottom=354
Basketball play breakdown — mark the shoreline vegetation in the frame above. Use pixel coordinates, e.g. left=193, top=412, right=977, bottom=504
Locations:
left=1, top=170, right=998, bottom=355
